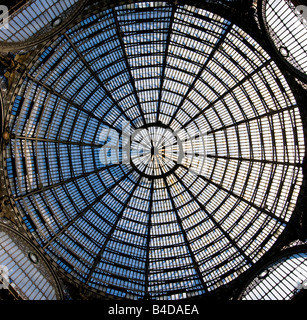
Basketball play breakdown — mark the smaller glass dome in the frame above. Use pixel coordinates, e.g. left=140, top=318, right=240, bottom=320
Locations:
left=0, top=219, right=62, bottom=300
left=0, top=0, right=87, bottom=52
left=237, top=245, right=307, bottom=300
left=259, top=0, right=307, bottom=81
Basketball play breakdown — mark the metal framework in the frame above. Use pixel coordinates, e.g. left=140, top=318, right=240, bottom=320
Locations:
left=2, top=1, right=306, bottom=300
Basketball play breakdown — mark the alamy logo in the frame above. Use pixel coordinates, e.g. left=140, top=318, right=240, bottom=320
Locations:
left=99, top=120, right=207, bottom=177
left=0, top=265, right=16, bottom=290
left=0, top=5, right=9, bottom=30
left=296, top=279, right=307, bottom=290
left=296, top=5, right=307, bottom=27
left=0, top=265, right=10, bottom=290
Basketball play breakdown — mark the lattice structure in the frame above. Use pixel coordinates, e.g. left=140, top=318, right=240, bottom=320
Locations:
left=1, top=1, right=306, bottom=300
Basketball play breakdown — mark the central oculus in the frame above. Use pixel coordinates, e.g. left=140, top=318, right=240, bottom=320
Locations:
left=130, top=124, right=182, bottom=179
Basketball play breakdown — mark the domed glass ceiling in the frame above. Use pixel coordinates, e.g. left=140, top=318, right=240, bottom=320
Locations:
left=4, top=1, right=305, bottom=300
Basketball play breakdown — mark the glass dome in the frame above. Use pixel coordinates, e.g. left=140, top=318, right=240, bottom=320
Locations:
left=0, top=219, right=62, bottom=300
left=237, top=245, right=307, bottom=300
left=258, top=0, right=307, bottom=81
left=0, top=0, right=88, bottom=55
left=4, top=1, right=306, bottom=300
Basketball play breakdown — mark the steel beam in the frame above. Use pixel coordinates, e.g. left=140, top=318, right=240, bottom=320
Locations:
left=85, top=174, right=143, bottom=285
left=112, top=8, right=147, bottom=126
left=162, top=175, right=208, bottom=292
left=144, top=179, right=154, bottom=298
left=14, top=163, right=121, bottom=201
left=207, top=154, right=302, bottom=167
left=63, top=33, right=136, bottom=129
left=172, top=170, right=254, bottom=265
left=177, top=163, right=287, bottom=224
left=167, top=22, right=233, bottom=127
left=156, top=4, right=176, bottom=123
left=26, top=74, right=123, bottom=135
left=42, top=169, right=134, bottom=249
left=172, top=59, right=273, bottom=134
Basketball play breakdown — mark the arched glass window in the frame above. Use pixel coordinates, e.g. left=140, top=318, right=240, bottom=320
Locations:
left=238, top=245, right=307, bottom=300
left=258, top=0, right=307, bottom=81
left=0, top=0, right=80, bottom=43
left=0, top=220, right=62, bottom=300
